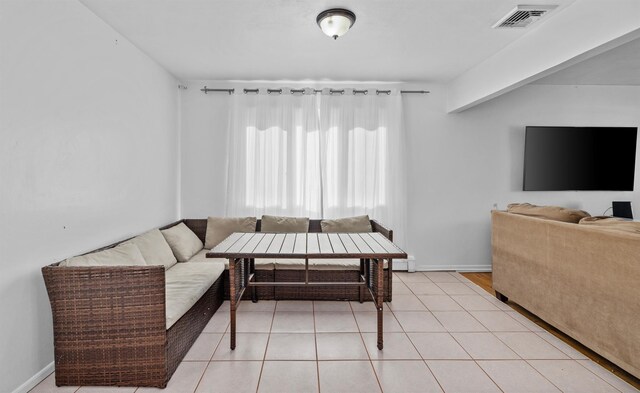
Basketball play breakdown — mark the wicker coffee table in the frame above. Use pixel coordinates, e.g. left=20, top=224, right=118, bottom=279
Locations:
left=207, top=232, right=407, bottom=350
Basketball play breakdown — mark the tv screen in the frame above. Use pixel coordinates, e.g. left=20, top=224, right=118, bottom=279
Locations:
left=523, top=126, right=637, bottom=191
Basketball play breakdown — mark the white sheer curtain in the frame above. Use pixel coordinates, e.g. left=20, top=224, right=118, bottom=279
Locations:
left=319, top=91, right=407, bottom=249
left=225, top=91, right=323, bottom=217
left=225, top=89, right=407, bottom=249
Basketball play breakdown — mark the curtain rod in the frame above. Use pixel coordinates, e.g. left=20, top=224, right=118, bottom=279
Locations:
left=200, top=86, right=429, bottom=95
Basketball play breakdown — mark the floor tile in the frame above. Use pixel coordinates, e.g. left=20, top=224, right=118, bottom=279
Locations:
left=406, top=282, right=446, bottom=295
left=28, top=373, right=78, bottom=393
left=318, top=361, right=381, bottom=393
left=258, top=361, right=318, bottom=393
left=314, top=311, right=359, bottom=332
left=195, top=361, right=262, bottom=393
left=235, top=311, right=273, bottom=333
left=265, top=333, right=316, bottom=360
left=386, top=294, right=427, bottom=311
left=504, top=311, right=545, bottom=331
left=426, top=360, right=501, bottom=393
left=529, top=359, right=619, bottom=392
left=217, top=301, right=230, bottom=311
left=432, top=311, right=487, bottom=332
left=393, top=311, right=446, bottom=332
left=577, top=360, right=640, bottom=393
left=314, top=300, right=351, bottom=311
left=392, top=281, right=413, bottom=294
left=237, top=300, right=276, bottom=312
left=478, top=360, right=561, bottom=392
left=408, top=332, right=471, bottom=359
left=271, top=311, right=315, bottom=333
left=423, top=272, right=461, bottom=283
left=436, top=282, right=478, bottom=295
left=481, top=295, right=515, bottom=311
left=372, top=360, right=443, bottom=393
left=276, top=300, right=313, bottom=311
left=350, top=300, right=382, bottom=312
left=495, top=332, right=569, bottom=359
left=202, top=311, right=230, bottom=333
left=353, top=311, right=404, bottom=332
left=470, top=311, right=529, bottom=331
left=451, top=332, right=520, bottom=359
left=316, top=332, right=369, bottom=360
left=535, top=331, right=589, bottom=359
left=212, top=333, right=269, bottom=360
left=397, top=272, right=432, bottom=282
left=183, top=333, right=223, bottom=361
left=362, top=332, right=421, bottom=360
left=76, top=388, right=136, bottom=393
left=137, top=361, right=207, bottom=393
left=451, top=295, right=501, bottom=311
left=418, top=295, right=463, bottom=311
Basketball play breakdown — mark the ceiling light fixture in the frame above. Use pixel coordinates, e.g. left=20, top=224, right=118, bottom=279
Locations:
left=316, top=8, right=356, bottom=40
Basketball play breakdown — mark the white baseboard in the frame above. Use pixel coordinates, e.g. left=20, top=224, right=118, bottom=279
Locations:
left=12, top=362, right=54, bottom=393
left=417, top=264, right=492, bottom=272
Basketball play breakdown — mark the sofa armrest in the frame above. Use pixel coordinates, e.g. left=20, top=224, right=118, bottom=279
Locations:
left=371, top=220, right=393, bottom=241
left=42, top=265, right=168, bottom=385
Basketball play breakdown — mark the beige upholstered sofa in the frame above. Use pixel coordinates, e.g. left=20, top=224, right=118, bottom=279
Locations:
left=492, top=210, right=640, bottom=378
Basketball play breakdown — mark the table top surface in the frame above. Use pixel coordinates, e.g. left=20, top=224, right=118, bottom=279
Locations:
left=206, top=232, right=407, bottom=259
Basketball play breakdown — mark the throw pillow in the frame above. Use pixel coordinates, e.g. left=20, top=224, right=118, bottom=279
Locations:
left=123, top=228, right=177, bottom=269
left=61, top=243, right=146, bottom=267
left=205, top=216, right=257, bottom=249
left=161, top=222, right=204, bottom=262
left=321, top=215, right=372, bottom=233
left=261, top=215, right=309, bottom=233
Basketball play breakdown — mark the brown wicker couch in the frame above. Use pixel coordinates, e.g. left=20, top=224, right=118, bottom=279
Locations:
left=42, top=220, right=224, bottom=388
left=184, top=218, right=394, bottom=302
left=42, top=217, right=395, bottom=388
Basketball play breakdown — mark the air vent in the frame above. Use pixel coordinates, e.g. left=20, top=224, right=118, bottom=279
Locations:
left=493, top=5, right=558, bottom=28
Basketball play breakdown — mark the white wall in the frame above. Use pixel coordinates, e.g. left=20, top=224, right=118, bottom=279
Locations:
left=181, top=82, right=640, bottom=272
left=0, top=1, right=180, bottom=392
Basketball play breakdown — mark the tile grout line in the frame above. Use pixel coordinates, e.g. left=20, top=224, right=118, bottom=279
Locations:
left=313, top=301, right=321, bottom=393
left=254, top=302, right=277, bottom=393
left=389, top=275, right=447, bottom=393
left=354, top=297, right=384, bottom=393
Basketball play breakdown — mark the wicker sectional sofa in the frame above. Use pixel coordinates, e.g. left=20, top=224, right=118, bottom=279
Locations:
left=184, top=218, right=394, bottom=302
left=42, top=216, right=394, bottom=388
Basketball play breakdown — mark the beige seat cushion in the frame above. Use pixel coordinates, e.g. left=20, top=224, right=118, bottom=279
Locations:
left=165, top=262, right=224, bottom=329
left=61, top=243, right=146, bottom=267
left=205, top=217, right=257, bottom=249
left=579, top=216, right=640, bottom=234
left=321, top=215, right=372, bottom=233
left=188, top=249, right=275, bottom=270
left=161, top=222, right=204, bottom=262
left=507, top=203, right=590, bottom=224
left=261, top=215, right=309, bottom=233
left=123, top=229, right=177, bottom=269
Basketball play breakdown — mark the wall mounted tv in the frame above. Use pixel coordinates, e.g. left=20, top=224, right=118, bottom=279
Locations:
left=523, top=126, right=638, bottom=191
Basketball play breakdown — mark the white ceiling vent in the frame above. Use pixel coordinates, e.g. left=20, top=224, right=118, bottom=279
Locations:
left=492, top=5, right=558, bottom=28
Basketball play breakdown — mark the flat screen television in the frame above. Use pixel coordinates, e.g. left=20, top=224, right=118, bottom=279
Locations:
left=523, top=126, right=637, bottom=191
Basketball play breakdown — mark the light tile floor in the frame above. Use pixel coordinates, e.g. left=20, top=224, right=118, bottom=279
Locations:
left=30, top=272, right=638, bottom=393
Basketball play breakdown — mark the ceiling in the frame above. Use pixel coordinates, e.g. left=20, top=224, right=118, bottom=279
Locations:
left=80, top=0, right=577, bottom=82
left=533, top=37, right=640, bottom=85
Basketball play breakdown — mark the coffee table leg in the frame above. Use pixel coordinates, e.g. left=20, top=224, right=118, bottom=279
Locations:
left=377, top=258, right=385, bottom=350
left=229, top=257, right=236, bottom=350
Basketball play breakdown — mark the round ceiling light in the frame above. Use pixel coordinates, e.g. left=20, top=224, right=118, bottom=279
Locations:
left=316, top=8, right=356, bottom=40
